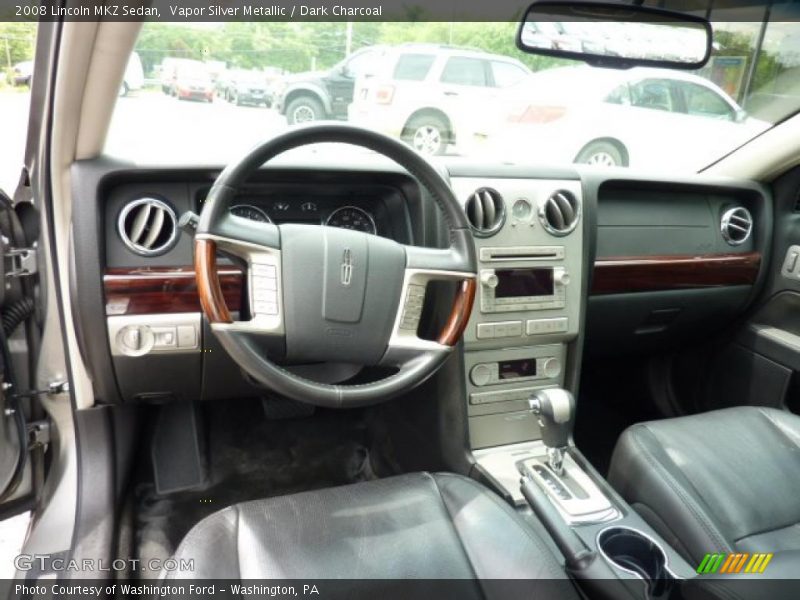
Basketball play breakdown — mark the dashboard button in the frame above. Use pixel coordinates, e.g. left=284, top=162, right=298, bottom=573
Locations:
left=476, top=323, right=495, bottom=339
left=527, top=318, right=568, bottom=335
left=152, top=327, right=177, bottom=349
left=177, top=325, right=197, bottom=349
left=493, top=321, right=522, bottom=338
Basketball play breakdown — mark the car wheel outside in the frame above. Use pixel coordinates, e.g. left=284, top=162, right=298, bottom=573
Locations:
left=575, top=141, right=625, bottom=167
left=405, top=115, right=449, bottom=156
left=286, top=96, right=324, bottom=125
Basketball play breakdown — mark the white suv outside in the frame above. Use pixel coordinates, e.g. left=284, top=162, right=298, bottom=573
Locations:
left=348, top=44, right=533, bottom=155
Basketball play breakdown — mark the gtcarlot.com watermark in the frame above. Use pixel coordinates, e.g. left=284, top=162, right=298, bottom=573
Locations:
left=14, top=554, right=194, bottom=573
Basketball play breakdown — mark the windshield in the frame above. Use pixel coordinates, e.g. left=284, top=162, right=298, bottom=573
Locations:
left=106, top=19, right=800, bottom=173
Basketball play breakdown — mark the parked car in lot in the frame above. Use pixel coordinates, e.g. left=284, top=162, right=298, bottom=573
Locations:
left=273, top=46, right=386, bottom=124
left=158, top=58, right=203, bottom=95
left=119, top=51, right=144, bottom=97
left=349, top=44, right=533, bottom=155
left=12, top=61, right=33, bottom=86
left=171, top=62, right=214, bottom=102
left=218, top=69, right=270, bottom=106
left=493, top=65, right=770, bottom=170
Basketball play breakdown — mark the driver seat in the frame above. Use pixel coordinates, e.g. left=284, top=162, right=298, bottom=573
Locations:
left=165, top=472, right=578, bottom=591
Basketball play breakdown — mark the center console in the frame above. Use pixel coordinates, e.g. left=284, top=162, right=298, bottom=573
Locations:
left=449, top=176, right=584, bottom=450
left=450, top=174, right=695, bottom=599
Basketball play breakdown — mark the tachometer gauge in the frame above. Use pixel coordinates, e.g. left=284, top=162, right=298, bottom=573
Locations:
left=325, top=206, right=377, bottom=235
left=230, top=204, right=271, bottom=223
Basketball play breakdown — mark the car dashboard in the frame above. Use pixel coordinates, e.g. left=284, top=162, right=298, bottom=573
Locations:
left=70, top=158, right=771, bottom=458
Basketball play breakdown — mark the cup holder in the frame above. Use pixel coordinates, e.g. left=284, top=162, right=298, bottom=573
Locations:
left=597, top=526, right=677, bottom=598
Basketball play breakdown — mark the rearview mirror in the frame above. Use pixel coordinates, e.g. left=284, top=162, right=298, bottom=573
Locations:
left=517, top=1, right=712, bottom=70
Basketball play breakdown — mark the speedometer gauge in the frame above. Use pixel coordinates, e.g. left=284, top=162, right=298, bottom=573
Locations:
left=325, top=206, right=376, bottom=235
left=230, top=204, right=271, bottom=223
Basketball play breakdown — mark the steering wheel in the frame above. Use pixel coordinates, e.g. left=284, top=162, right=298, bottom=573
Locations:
left=194, top=124, right=477, bottom=408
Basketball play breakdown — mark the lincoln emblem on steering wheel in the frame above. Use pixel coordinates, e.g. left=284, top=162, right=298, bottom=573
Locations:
left=340, top=248, right=353, bottom=287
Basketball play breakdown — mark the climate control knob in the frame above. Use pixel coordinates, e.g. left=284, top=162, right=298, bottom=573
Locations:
left=480, top=270, right=499, bottom=289
left=470, top=364, right=493, bottom=387
left=542, top=357, right=562, bottom=379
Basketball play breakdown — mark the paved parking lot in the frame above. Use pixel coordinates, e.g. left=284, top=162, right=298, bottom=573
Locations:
left=107, top=90, right=291, bottom=164
left=0, top=89, right=292, bottom=194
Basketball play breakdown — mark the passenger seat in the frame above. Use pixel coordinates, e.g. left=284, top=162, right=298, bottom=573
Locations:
left=609, top=407, right=800, bottom=570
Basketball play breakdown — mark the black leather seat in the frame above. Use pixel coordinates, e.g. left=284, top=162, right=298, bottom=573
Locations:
left=166, top=471, right=578, bottom=592
left=609, top=407, right=800, bottom=565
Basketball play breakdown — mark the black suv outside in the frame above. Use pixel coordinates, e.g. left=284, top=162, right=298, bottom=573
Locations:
left=274, top=46, right=384, bottom=124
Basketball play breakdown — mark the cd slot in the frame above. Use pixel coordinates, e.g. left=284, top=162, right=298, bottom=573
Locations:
left=480, top=246, right=564, bottom=262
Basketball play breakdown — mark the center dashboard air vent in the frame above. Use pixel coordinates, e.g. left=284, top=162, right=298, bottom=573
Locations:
left=118, top=197, right=179, bottom=256
left=465, top=188, right=506, bottom=237
left=539, top=190, right=580, bottom=236
left=720, top=207, right=753, bottom=246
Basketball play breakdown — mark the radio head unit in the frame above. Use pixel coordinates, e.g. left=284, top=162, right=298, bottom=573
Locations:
left=480, top=266, right=569, bottom=313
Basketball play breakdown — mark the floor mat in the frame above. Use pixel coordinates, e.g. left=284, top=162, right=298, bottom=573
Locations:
left=134, top=399, right=377, bottom=578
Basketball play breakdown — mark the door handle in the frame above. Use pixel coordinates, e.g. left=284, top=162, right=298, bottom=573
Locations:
left=444, top=91, right=459, bottom=96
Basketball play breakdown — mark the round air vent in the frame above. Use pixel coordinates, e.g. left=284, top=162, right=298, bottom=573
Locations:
left=118, top=197, right=178, bottom=256
left=539, top=190, right=580, bottom=236
left=465, top=188, right=506, bottom=237
left=721, top=207, right=753, bottom=246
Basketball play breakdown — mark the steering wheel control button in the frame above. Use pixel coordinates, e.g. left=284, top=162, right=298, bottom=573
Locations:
left=252, top=276, right=277, bottom=291
left=400, top=284, right=426, bottom=330
left=782, top=245, right=800, bottom=279
left=253, top=264, right=276, bottom=278
left=542, top=357, right=562, bottom=379
left=250, top=260, right=280, bottom=317
left=254, top=302, right=279, bottom=316
left=527, top=318, right=569, bottom=336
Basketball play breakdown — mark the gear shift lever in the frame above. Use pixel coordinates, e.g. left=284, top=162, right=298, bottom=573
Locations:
left=528, top=389, right=576, bottom=476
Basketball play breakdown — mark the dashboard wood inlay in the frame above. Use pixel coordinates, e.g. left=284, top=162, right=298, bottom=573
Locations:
left=104, top=264, right=243, bottom=316
left=106, top=252, right=761, bottom=315
left=591, top=252, right=761, bottom=295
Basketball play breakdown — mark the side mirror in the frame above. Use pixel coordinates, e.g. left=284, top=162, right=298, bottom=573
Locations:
left=734, top=108, right=748, bottom=123
left=517, top=0, right=713, bottom=70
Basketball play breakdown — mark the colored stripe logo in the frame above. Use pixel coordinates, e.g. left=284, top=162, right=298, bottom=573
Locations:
left=696, top=552, right=773, bottom=574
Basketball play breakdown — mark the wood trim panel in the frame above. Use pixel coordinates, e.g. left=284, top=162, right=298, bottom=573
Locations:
left=591, top=252, right=761, bottom=295
left=106, top=251, right=758, bottom=317
left=104, top=264, right=242, bottom=317
left=438, top=278, right=477, bottom=347
left=194, top=239, right=233, bottom=323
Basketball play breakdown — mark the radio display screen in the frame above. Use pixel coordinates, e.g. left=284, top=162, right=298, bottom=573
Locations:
left=499, top=358, right=537, bottom=379
left=495, top=268, right=554, bottom=298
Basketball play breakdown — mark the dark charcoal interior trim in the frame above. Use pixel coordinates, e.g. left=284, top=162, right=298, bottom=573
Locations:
left=592, top=252, right=761, bottom=295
